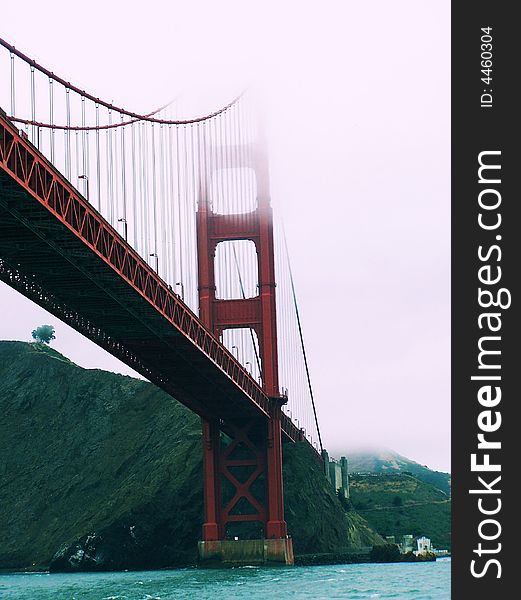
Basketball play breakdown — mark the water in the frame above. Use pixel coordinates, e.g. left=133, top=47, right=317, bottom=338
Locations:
left=0, top=559, right=450, bottom=600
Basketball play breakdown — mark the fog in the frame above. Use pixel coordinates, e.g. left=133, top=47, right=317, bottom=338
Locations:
left=0, top=0, right=450, bottom=471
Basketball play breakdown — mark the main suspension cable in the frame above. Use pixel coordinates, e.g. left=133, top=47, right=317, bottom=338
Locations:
left=1, top=35, right=242, bottom=128
left=282, top=224, right=323, bottom=452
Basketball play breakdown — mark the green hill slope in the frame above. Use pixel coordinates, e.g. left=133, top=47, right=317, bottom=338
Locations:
left=349, top=472, right=451, bottom=550
left=0, top=341, right=383, bottom=571
left=346, top=450, right=451, bottom=496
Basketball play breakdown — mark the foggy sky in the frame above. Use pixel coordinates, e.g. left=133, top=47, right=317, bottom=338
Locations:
left=0, top=1, right=450, bottom=471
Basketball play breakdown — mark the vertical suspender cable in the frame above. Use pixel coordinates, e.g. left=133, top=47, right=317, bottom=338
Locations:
left=65, top=87, right=71, bottom=180
left=175, top=124, right=183, bottom=289
left=30, top=65, right=36, bottom=146
left=189, top=125, right=195, bottom=306
left=75, top=125, right=80, bottom=189
left=95, top=103, right=101, bottom=210
left=143, top=122, right=149, bottom=258
left=113, top=116, right=120, bottom=225
left=131, top=122, right=137, bottom=247
left=159, top=123, right=167, bottom=280
left=49, top=77, right=54, bottom=163
left=151, top=123, right=158, bottom=269
left=82, top=96, right=89, bottom=200
left=121, top=113, right=127, bottom=227
left=10, top=51, right=15, bottom=116
left=168, top=124, right=176, bottom=285
left=106, top=110, right=111, bottom=222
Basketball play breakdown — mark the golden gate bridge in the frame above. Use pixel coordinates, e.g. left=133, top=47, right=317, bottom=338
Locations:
left=0, top=37, right=324, bottom=565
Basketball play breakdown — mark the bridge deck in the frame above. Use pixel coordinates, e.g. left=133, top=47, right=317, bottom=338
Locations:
left=0, top=111, right=301, bottom=443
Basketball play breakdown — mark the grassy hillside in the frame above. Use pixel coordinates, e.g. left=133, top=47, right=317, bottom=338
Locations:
left=349, top=472, right=451, bottom=551
left=346, top=450, right=451, bottom=496
left=0, top=341, right=382, bottom=571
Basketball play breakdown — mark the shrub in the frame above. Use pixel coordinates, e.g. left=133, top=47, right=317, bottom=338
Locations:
left=31, top=325, right=56, bottom=344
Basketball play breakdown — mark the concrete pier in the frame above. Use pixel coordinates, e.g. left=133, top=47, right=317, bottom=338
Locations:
left=198, top=538, right=294, bottom=566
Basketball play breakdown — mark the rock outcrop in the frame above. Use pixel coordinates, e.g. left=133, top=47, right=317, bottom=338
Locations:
left=0, top=341, right=383, bottom=571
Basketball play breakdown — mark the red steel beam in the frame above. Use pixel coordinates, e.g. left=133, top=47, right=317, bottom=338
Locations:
left=0, top=110, right=268, bottom=416
left=0, top=109, right=307, bottom=446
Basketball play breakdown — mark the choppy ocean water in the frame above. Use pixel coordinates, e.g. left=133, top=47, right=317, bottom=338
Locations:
left=0, top=558, right=450, bottom=600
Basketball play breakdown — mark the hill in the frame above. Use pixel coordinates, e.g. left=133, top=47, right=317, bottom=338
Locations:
left=348, top=472, right=451, bottom=551
left=346, top=450, right=451, bottom=496
left=0, top=341, right=383, bottom=571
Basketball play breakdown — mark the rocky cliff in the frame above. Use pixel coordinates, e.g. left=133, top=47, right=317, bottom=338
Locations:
left=0, top=341, right=383, bottom=571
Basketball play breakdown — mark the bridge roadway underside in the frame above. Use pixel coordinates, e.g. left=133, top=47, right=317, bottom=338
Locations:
left=0, top=168, right=273, bottom=432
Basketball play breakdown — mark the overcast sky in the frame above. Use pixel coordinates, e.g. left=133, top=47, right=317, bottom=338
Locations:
left=0, top=1, right=450, bottom=471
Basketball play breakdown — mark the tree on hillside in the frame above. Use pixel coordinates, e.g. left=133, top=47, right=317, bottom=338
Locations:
left=31, top=325, right=56, bottom=344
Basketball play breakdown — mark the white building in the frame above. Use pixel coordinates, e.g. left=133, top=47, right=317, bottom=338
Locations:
left=415, top=536, right=433, bottom=556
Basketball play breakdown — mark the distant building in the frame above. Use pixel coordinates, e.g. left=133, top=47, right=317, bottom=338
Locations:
left=329, top=461, right=342, bottom=492
left=415, top=536, right=433, bottom=556
left=340, top=457, right=349, bottom=497
left=400, top=534, right=414, bottom=554
left=385, top=536, right=396, bottom=545
left=397, top=534, right=448, bottom=556
left=322, top=450, right=349, bottom=499
left=414, top=536, right=449, bottom=556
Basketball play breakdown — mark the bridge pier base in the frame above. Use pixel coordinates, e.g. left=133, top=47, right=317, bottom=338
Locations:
left=198, top=537, right=294, bottom=566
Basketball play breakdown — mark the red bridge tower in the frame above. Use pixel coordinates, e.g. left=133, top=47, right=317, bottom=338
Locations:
left=196, top=136, right=293, bottom=565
